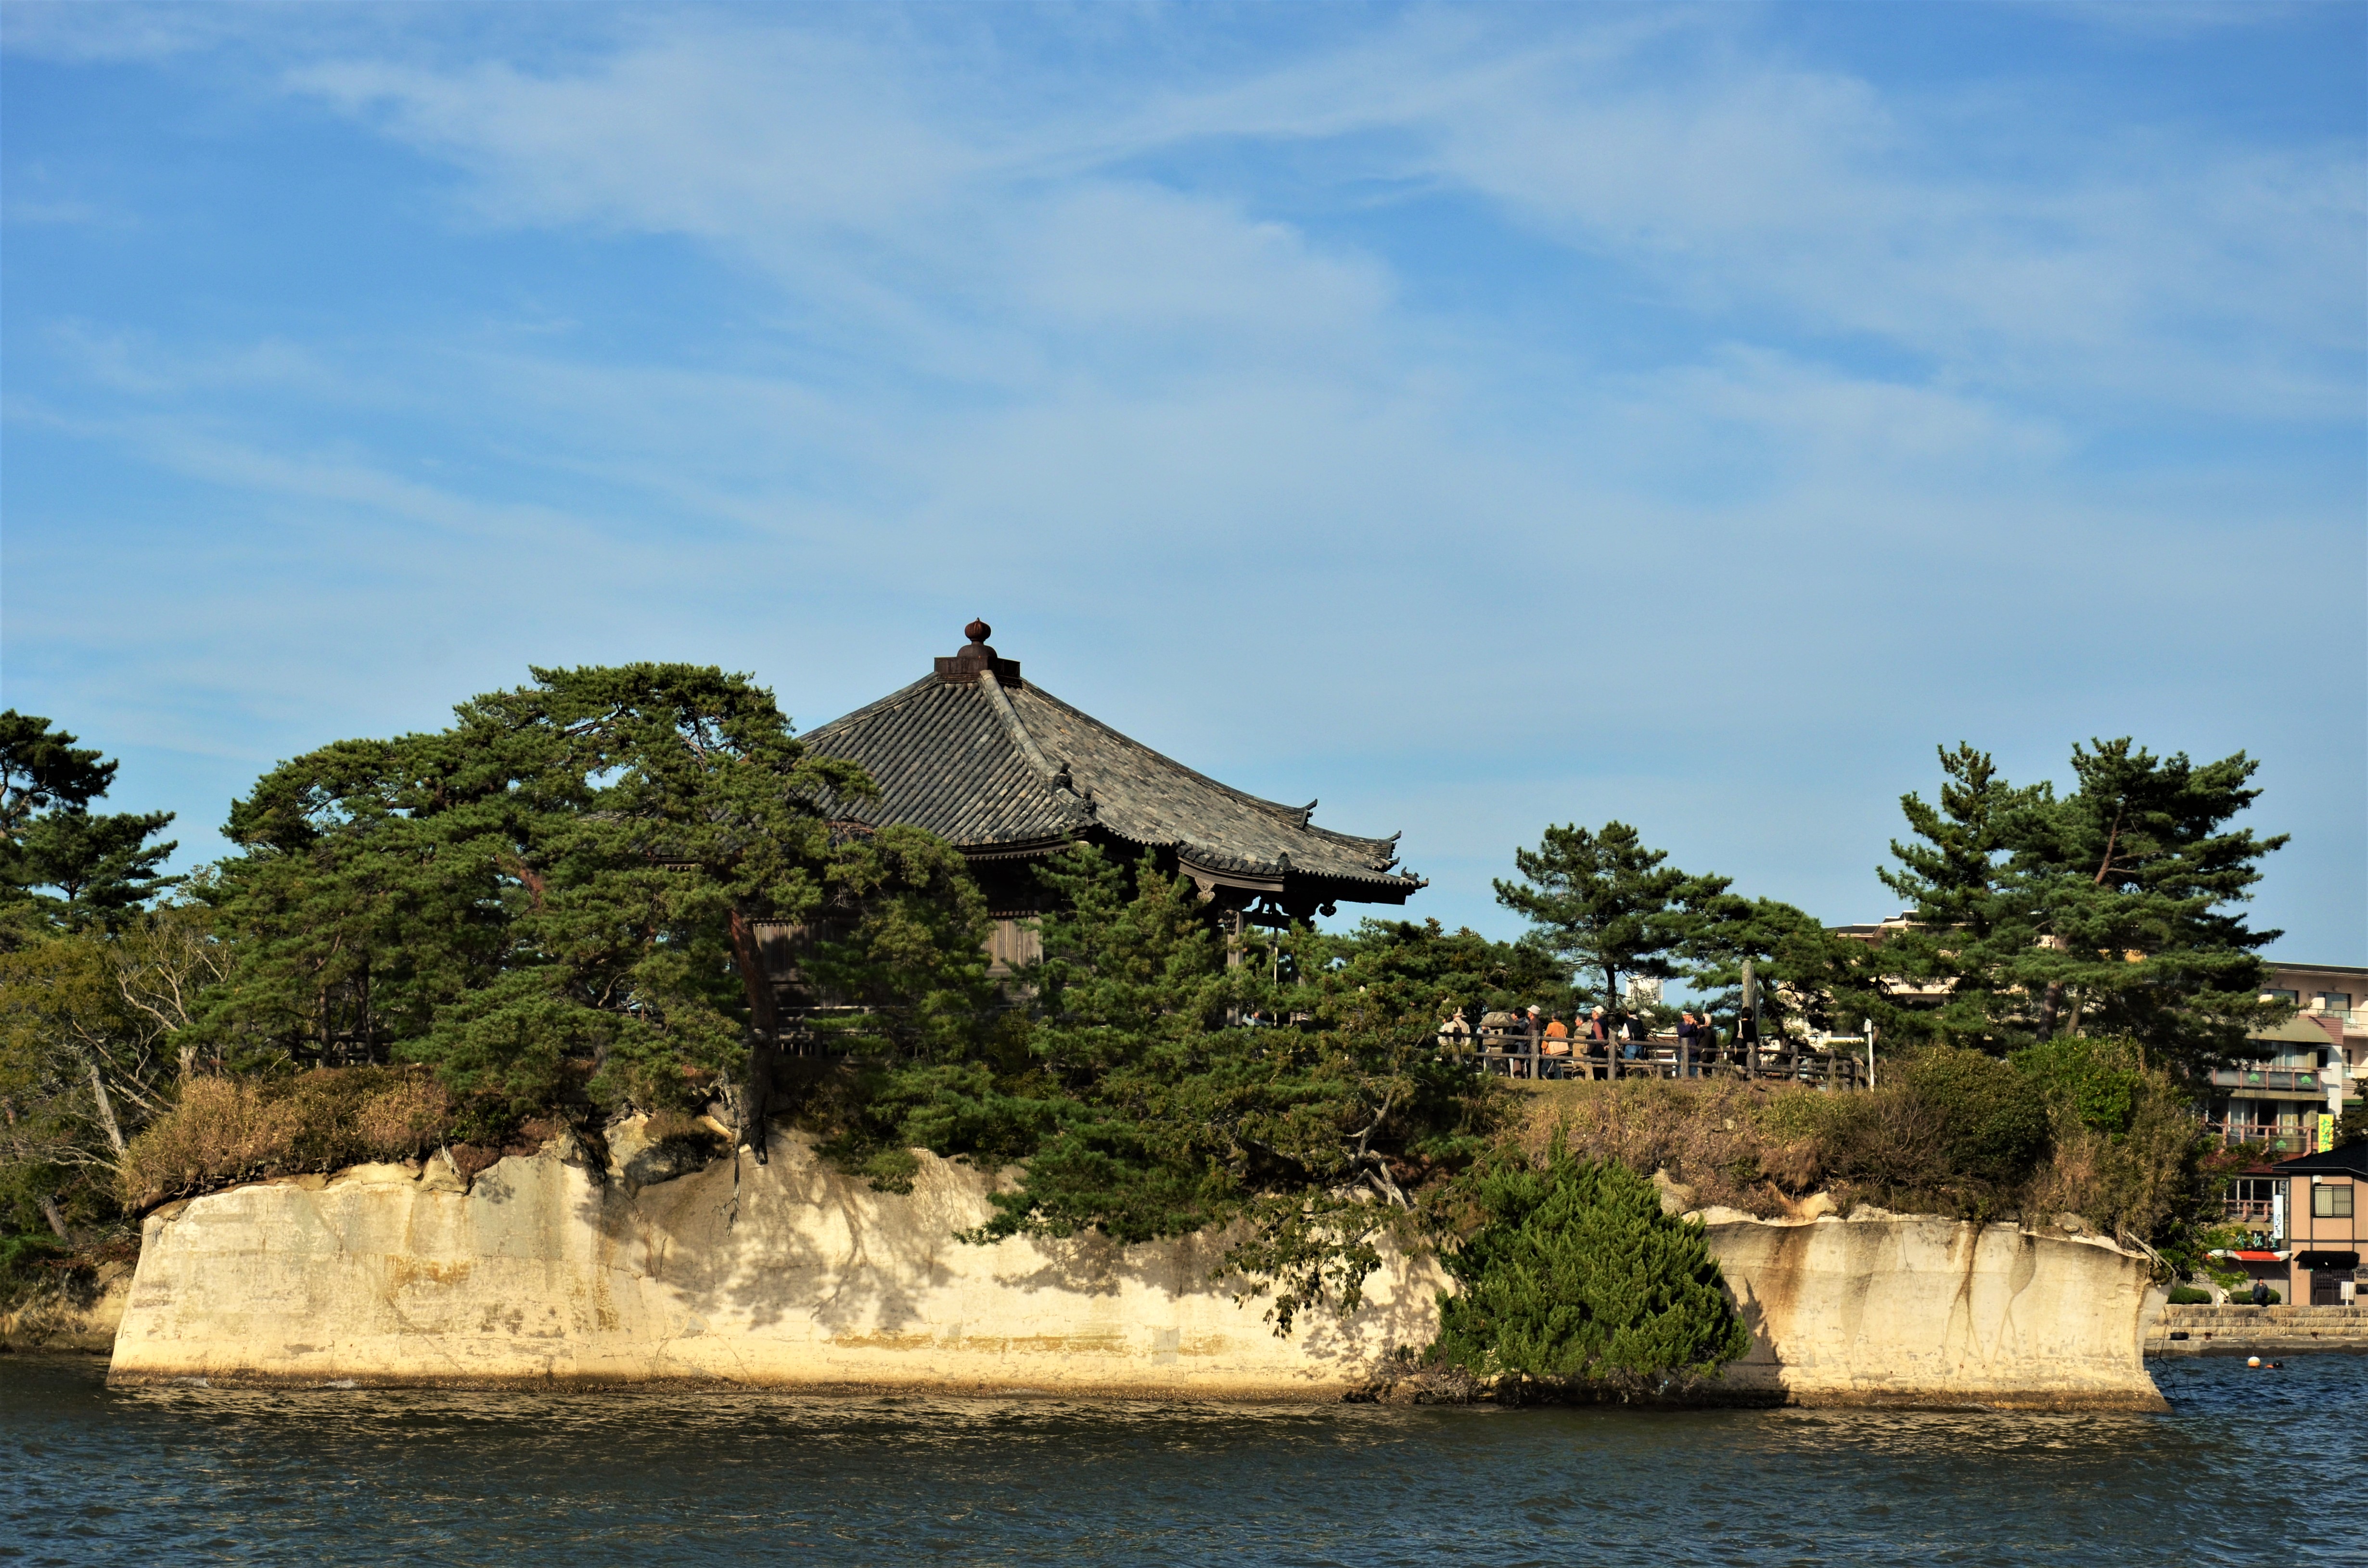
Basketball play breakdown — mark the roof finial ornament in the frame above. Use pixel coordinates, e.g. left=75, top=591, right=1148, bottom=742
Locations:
left=936, top=617, right=1022, bottom=687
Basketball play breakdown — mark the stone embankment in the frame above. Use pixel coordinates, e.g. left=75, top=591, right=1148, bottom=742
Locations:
left=2147, top=1304, right=2368, bottom=1356
left=102, top=1126, right=2165, bottom=1409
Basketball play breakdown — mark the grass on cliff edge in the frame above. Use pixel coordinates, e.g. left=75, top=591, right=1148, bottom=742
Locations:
left=101, top=1040, right=2223, bottom=1296
left=1501, top=1041, right=2217, bottom=1263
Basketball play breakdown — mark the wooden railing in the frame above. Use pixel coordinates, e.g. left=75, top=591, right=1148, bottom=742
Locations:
left=1445, top=1029, right=1871, bottom=1090
left=2209, top=1067, right=2331, bottom=1094
left=2200, top=1120, right=2312, bottom=1156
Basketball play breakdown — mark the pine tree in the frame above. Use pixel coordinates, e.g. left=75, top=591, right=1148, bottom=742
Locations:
left=1680, top=892, right=1894, bottom=1040
left=829, top=844, right=1497, bottom=1332
left=1875, top=744, right=2054, bottom=1046
left=200, top=664, right=980, bottom=1141
left=1493, top=822, right=1708, bottom=1012
left=1429, top=1144, right=1750, bottom=1390
left=0, top=712, right=178, bottom=935
left=2011, top=739, right=2285, bottom=1062
left=1879, top=739, right=2285, bottom=1065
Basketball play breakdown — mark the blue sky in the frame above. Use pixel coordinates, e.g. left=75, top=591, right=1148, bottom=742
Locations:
left=3, top=1, right=2362, bottom=956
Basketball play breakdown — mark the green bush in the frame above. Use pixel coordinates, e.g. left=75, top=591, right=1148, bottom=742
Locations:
left=2166, top=1285, right=2212, bottom=1304
left=2016, top=1037, right=2212, bottom=1268
left=2013, top=1036, right=2144, bottom=1136
left=1428, top=1145, right=1750, bottom=1391
left=1758, top=1049, right=2047, bottom=1219
left=1899, top=1047, right=2050, bottom=1186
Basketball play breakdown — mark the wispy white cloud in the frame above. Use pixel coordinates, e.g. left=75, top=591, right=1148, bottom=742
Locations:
left=277, top=9, right=2360, bottom=425
left=5, top=4, right=2359, bottom=948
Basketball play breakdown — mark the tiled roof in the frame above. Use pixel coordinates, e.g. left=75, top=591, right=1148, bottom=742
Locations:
left=2271, top=1142, right=2368, bottom=1178
left=799, top=669, right=1421, bottom=896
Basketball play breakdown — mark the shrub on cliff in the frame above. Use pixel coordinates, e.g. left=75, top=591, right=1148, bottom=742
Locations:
left=1428, top=1145, right=1749, bottom=1392
left=117, top=1067, right=455, bottom=1206
left=1507, top=1076, right=1818, bottom=1218
left=2016, top=1036, right=2213, bottom=1268
left=1515, top=1037, right=2212, bottom=1259
left=1766, top=1046, right=2049, bottom=1218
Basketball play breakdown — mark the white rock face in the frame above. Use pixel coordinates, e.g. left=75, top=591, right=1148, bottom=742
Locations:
left=107, top=1135, right=2165, bottom=1409
left=1705, top=1213, right=2165, bottom=1410
left=109, top=1132, right=1443, bottom=1397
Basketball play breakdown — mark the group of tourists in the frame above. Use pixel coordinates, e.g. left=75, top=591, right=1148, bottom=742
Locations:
left=1435, top=1003, right=1762, bottom=1080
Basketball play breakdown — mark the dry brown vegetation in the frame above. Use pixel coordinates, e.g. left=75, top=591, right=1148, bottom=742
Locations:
left=1503, top=1043, right=2212, bottom=1246
left=117, top=1068, right=456, bottom=1208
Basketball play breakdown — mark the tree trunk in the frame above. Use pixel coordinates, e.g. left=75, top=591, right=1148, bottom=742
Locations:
left=726, top=909, right=781, bottom=1165
left=38, top=1193, right=72, bottom=1243
left=2035, top=982, right=2064, bottom=1039
left=81, top=1052, right=127, bottom=1156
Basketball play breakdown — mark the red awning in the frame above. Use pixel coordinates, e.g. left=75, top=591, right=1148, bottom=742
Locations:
left=2230, top=1250, right=2286, bottom=1262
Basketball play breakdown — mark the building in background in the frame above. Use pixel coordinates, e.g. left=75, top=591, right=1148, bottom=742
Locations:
left=2263, top=1141, right=2366, bottom=1305
left=2202, top=963, right=2366, bottom=1157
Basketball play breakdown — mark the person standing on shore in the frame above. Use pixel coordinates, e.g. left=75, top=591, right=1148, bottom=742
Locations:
left=1437, top=1005, right=1472, bottom=1063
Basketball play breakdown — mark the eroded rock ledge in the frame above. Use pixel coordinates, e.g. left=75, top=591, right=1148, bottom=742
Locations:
left=102, top=1131, right=2163, bottom=1410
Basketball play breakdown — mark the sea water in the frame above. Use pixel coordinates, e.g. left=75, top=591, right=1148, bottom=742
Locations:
left=3, top=1354, right=2362, bottom=1565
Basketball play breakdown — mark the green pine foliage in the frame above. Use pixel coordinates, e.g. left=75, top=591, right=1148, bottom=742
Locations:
left=1493, top=821, right=1701, bottom=1011
left=821, top=844, right=1503, bottom=1330
left=1678, top=891, right=1895, bottom=1039
left=1429, top=1144, right=1750, bottom=1389
left=195, top=663, right=980, bottom=1135
left=0, top=710, right=179, bottom=937
left=0, top=717, right=195, bottom=1248
left=2013, top=739, right=2286, bottom=1059
left=1878, top=739, right=2285, bottom=1066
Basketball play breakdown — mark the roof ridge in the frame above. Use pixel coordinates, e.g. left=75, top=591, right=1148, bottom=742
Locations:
left=978, top=669, right=1057, bottom=781
left=981, top=671, right=1096, bottom=828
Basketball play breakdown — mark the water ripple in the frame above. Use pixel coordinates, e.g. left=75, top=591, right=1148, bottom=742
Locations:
left=4, top=1356, right=2364, bottom=1565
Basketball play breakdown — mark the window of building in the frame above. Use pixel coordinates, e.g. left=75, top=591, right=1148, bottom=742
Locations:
left=2262, top=989, right=2299, bottom=1005
left=2314, top=992, right=2353, bottom=1012
left=2312, top=1184, right=2354, bottom=1220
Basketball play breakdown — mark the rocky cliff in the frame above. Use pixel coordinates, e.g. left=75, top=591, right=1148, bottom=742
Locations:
left=109, top=1127, right=1439, bottom=1397
left=1702, top=1210, right=2164, bottom=1409
left=0, top=1260, right=131, bottom=1355
left=104, top=1127, right=2164, bottom=1408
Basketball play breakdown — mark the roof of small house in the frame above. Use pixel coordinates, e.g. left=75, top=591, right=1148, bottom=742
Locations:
left=2271, top=1142, right=2368, bottom=1179
left=799, top=624, right=1421, bottom=899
